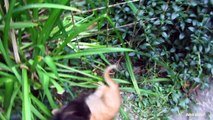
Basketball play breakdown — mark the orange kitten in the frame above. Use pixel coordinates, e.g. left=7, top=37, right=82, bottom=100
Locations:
left=52, top=65, right=121, bottom=120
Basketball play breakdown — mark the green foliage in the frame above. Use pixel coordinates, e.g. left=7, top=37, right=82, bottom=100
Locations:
left=0, top=0, right=135, bottom=119
left=106, top=0, right=212, bottom=119
left=0, top=0, right=212, bottom=120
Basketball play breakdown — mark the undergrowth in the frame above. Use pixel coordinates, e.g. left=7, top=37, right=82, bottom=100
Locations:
left=0, top=0, right=212, bottom=120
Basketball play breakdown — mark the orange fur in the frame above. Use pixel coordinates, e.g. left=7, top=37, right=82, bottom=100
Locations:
left=86, top=65, right=121, bottom=120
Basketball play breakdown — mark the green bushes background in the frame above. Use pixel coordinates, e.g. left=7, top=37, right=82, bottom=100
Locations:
left=0, top=0, right=212, bottom=119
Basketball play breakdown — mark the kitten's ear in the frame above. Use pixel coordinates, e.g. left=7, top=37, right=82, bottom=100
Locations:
left=52, top=108, right=60, bottom=115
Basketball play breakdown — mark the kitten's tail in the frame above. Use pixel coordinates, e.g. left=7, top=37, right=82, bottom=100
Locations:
left=104, top=65, right=118, bottom=87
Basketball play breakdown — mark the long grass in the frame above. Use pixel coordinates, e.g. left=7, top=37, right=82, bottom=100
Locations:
left=0, top=0, right=206, bottom=120
left=0, top=1, right=142, bottom=119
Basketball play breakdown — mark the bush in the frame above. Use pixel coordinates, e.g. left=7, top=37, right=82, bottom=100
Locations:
left=106, top=0, right=213, bottom=118
left=0, top=0, right=212, bottom=119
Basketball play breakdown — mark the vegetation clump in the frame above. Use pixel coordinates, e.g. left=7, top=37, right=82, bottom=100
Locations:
left=0, top=0, right=212, bottom=119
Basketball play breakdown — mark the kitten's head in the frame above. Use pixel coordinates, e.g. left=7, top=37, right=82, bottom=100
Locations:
left=51, top=97, right=91, bottom=120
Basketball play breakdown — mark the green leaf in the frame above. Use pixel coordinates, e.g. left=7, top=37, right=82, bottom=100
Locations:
left=144, top=78, right=171, bottom=83
left=13, top=3, right=81, bottom=13
left=3, top=0, right=16, bottom=51
left=4, top=78, right=14, bottom=111
left=30, top=94, right=51, bottom=117
left=126, top=0, right=138, bottom=15
left=188, top=27, right=195, bottom=32
left=37, top=69, right=57, bottom=109
left=0, top=22, right=38, bottom=30
left=171, top=12, right=179, bottom=20
left=31, top=105, right=46, bottom=120
left=54, top=14, right=107, bottom=54
left=171, top=106, right=180, bottom=113
left=120, top=87, right=158, bottom=96
left=179, top=98, right=190, bottom=108
left=51, top=79, right=65, bottom=94
left=44, top=56, right=58, bottom=77
left=0, top=62, right=11, bottom=71
left=162, top=32, right=168, bottom=38
left=5, top=84, right=20, bottom=119
left=56, top=63, right=101, bottom=80
left=172, top=92, right=181, bottom=103
left=22, top=68, right=31, bottom=120
left=37, top=0, right=70, bottom=52
left=124, top=54, right=141, bottom=97
left=54, top=47, right=134, bottom=60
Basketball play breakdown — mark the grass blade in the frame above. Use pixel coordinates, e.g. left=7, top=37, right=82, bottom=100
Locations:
left=104, top=15, right=141, bottom=97
left=11, top=67, right=21, bottom=83
left=38, top=1, right=70, bottom=45
left=31, top=105, right=47, bottom=120
left=0, top=39, right=14, bottom=67
left=37, top=69, right=57, bottom=109
left=0, top=22, right=38, bottom=30
left=51, top=79, right=65, bottom=95
left=44, top=56, right=58, bottom=77
left=120, top=87, right=158, bottom=96
left=22, top=68, right=31, bottom=120
left=54, top=14, right=106, bottom=54
left=0, top=62, right=11, bottom=71
left=144, top=78, right=171, bottom=83
left=0, top=113, right=6, bottom=120
left=5, top=84, right=20, bottom=119
left=56, top=63, right=102, bottom=80
left=54, top=47, right=133, bottom=60
left=3, top=0, right=16, bottom=50
left=3, top=78, right=14, bottom=111
left=13, top=3, right=81, bottom=13
left=125, top=55, right=141, bottom=96
left=125, top=0, right=138, bottom=14
left=30, top=94, right=51, bottom=117
left=120, top=106, right=130, bottom=120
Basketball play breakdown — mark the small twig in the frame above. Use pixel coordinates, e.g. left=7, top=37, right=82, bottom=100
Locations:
left=11, top=29, right=20, bottom=63
left=4, top=0, right=21, bottom=63
left=74, top=0, right=140, bottom=15
left=94, top=21, right=139, bottom=34
left=187, top=84, right=200, bottom=97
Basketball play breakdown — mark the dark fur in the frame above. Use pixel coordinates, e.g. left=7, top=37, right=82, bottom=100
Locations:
left=51, top=97, right=91, bottom=120
left=51, top=65, right=121, bottom=120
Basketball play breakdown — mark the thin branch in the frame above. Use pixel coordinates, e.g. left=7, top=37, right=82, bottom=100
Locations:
left=97, top=21, right=139, bottom=34
left=75, top=0, right=140, bottom=15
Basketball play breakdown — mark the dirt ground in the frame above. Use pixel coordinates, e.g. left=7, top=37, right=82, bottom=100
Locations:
left=172, top=80, right=213, bottom=120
